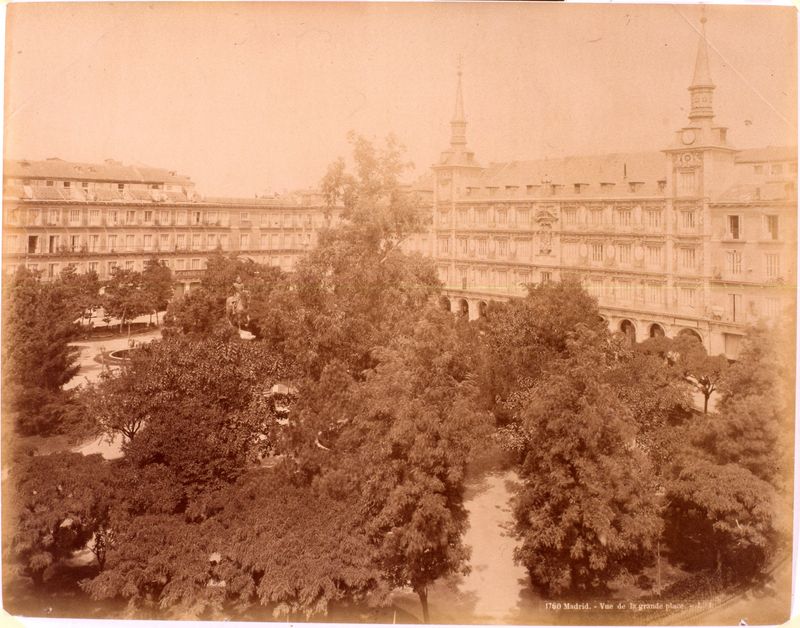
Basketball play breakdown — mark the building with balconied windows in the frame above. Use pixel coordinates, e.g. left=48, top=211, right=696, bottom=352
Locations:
left=2, top=158, right=338, bottom=295
left=409, top=15, right=796, bottom=358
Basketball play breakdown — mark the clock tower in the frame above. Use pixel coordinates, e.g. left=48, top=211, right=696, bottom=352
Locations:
left=664, top=10, right=736, bottom=200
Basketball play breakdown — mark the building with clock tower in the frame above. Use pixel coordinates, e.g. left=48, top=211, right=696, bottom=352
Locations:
left=408, top=13, right=796, bottom=357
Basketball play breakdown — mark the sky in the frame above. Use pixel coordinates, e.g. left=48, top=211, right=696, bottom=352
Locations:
left=3, top=2, right=797, bottom=196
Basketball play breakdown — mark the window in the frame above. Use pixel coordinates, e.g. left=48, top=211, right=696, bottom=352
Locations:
left=125, top=234, right=135, bottom=251
left=220, top=234, right=229, bottom=249
left=574, top=184, right=582, bottom=195
left=82, top=181, right=89, bottom=189
left=191, top=258, right=201, bottom=270
left=118, top=183, right=125, bottom=192
left=69, top=209, right=81, bottom=224
left=88, top=262, right=98, bottom=273
left=646, top=245, right=662, bottom=268
left=589, top=278, right=603, bottom=298
left=177, top=211, right=187, bottom=226
left=107, top=235, right=117, bottom=251
left=47, top=209, right=59, bottom=225
left=159, top=234, right=170, bottom=250
left=563, top=241, right=579, bottom=261
left=144, top=235, right=154, bottom=251
left=589, top=209, right=603, bottom=226
left=618, top=243, right=632, bottom=264
left=261, top=234, right=269, bottom=250
left=540, top=271, right=551, bottom=283
left=144, top=210, right=153, bottom=223
left=126, top=210, right=136, bottom=224
left=765, top=215, right=779, bottom=240
left=70, top=235, right=81, bottom=251
left=681, top=210, right=696, bottom=229
left=591, top=243, right=604, bottom=263
left=89, top=209, right=100, bottom=225
left=46, top=180, right=54, bottom=187
left=647, top=283, right=664, bottom=305
left=207, top=211, right=218, bottom=225
left=496, top=209, right=508, bottom=225
left=477, top=239, right=487, bottom=256
left=770, top=163, right=783, bottom=175
left=175, top=259, right=186, bottom=271
left=754, top=165, right=763, bottom=175
left=680, top=286, right=697, bottom=308
left=563, top=208, right=577, bottom=225
left=726, top=250, right=742, bottom=275
left=517, top=209, right=529, bottom=226
left=496, top=270, right=508, bottom=288
left=617, top=209, right=632, bottom=226
left=457, top=209, right=468, bottom=226
left=618, top=280, right=633, bottom=302
left=192, top=233, right=202, bottom=250
left=108, top=210, right=119, bottom=226
left=193, top=211, right=201, bottom=225
left=765, top=253, right=780, bottom=278
left=728, top=293, right=743, bottom=321
left=498, top=239, right=508, bottom=257
left=476, top=208, right=488, bottom=225
left=176, top=234, right=186, bottom=249
left=271, top=234, right=280, bottom=249
left=438, top=238, right=450, bottom=255
left=240, top=234, right=249, bottom=249
left=678, top=171, right=696, bottom=195
left=458, top=238, right=468, bottom=256
left=680, top=247, right=696, bottom=270
left=727, top=215, right=741, bottom=239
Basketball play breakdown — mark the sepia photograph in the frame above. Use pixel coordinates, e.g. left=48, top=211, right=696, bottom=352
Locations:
left=0, top=1, right=797, bottom=626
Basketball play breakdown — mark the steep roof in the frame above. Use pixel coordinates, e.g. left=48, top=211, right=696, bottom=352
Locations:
left=734, top=146, right=797, bottom=164
left=3, top=158, right=193, bottom=186
left=467, top=151, right=668, bottom=195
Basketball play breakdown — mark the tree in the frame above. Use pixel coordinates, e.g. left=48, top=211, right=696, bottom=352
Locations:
left=58, top=263, right=102, bottom=325
left=481, top=276, right=607, bottom=419
left=163, top=287, right=221, bottom=338
left=102, top=267, right=150, bottom=334
left=2, top=267, right=81, bottom=434
left=290, top=306, right=491, bottom=621
left=670, top=334, right=729, bottom=414
left=663, top=455, right=779, bottom=583
left=6, top=452, right=113, bottom=584
left=510, top=327, right=662, bottom=595
left=142, top=257, right=174, bottom=325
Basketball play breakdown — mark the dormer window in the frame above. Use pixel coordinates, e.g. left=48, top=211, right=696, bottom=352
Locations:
left=487, top=186, right=498, bottom=197
left=550, top=184, right=562, bottom=195
left=81, top=181, right=88, bottom=188
left=505, top=185, right=518, bottom=195
left=46, top=180, right=54, bottom=187
left=574, top=184, right=581, bottom=194
left=600, top=182, right=615, bottom=193
left=770, top=164, right=783, bottom=175
left=628, top=181, right=644, bottom=193
left=657, top=180, right=667, bottom=192
left=63, top=181, right=70, bottom=188
left=526, top=184, right=540, bottom=196
left=754, top=165, right=763, bottom=174
left=118, top=183, right=125, bottom=191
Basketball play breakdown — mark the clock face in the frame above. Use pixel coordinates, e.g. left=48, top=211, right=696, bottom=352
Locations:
left=681, top=129, right=696, bottom=145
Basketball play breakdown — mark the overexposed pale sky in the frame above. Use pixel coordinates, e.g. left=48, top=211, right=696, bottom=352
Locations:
left=3, top=2, right=797, bottom=196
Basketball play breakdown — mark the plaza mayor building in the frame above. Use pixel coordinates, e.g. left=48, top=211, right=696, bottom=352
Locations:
left=1, top=17, right=795, bottom=358
left=406, top=16, right=797, bottom=357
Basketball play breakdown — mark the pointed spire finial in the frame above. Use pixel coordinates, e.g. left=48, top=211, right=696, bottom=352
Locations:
left=691, top=7, right=713, bottom=87
left=453, top=56, right=465, bottom=123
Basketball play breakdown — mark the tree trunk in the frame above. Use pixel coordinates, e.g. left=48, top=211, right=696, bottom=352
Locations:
left=656, top=540, right=662, bottom=595
left=417, top=586, right=430, bottom=624
left=703, top=391, right=710, bottom=414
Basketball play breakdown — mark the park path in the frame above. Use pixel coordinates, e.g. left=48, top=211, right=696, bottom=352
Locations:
left=457, top=470, right=529, bottom=622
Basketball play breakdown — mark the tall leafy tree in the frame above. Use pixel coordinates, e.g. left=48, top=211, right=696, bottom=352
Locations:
left=141, top=257, right=174, bottom=325
left=102, top=267, right=150, bottom=334
left=2, top=267, right=81, bottom=434
left=511, top=327, right=662, bottom=595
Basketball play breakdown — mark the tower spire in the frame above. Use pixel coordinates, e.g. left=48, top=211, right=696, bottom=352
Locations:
left=688, top=8, right=715, bottom=124
left=450, top=57, right=467, bottom=149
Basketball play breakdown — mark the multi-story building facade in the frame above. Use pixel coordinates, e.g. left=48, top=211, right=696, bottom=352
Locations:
left=2, top=159, right=337, bottom=295
left=2, top=18, right=794, bottom=358
left=411, top=16, right=796, bottom=357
